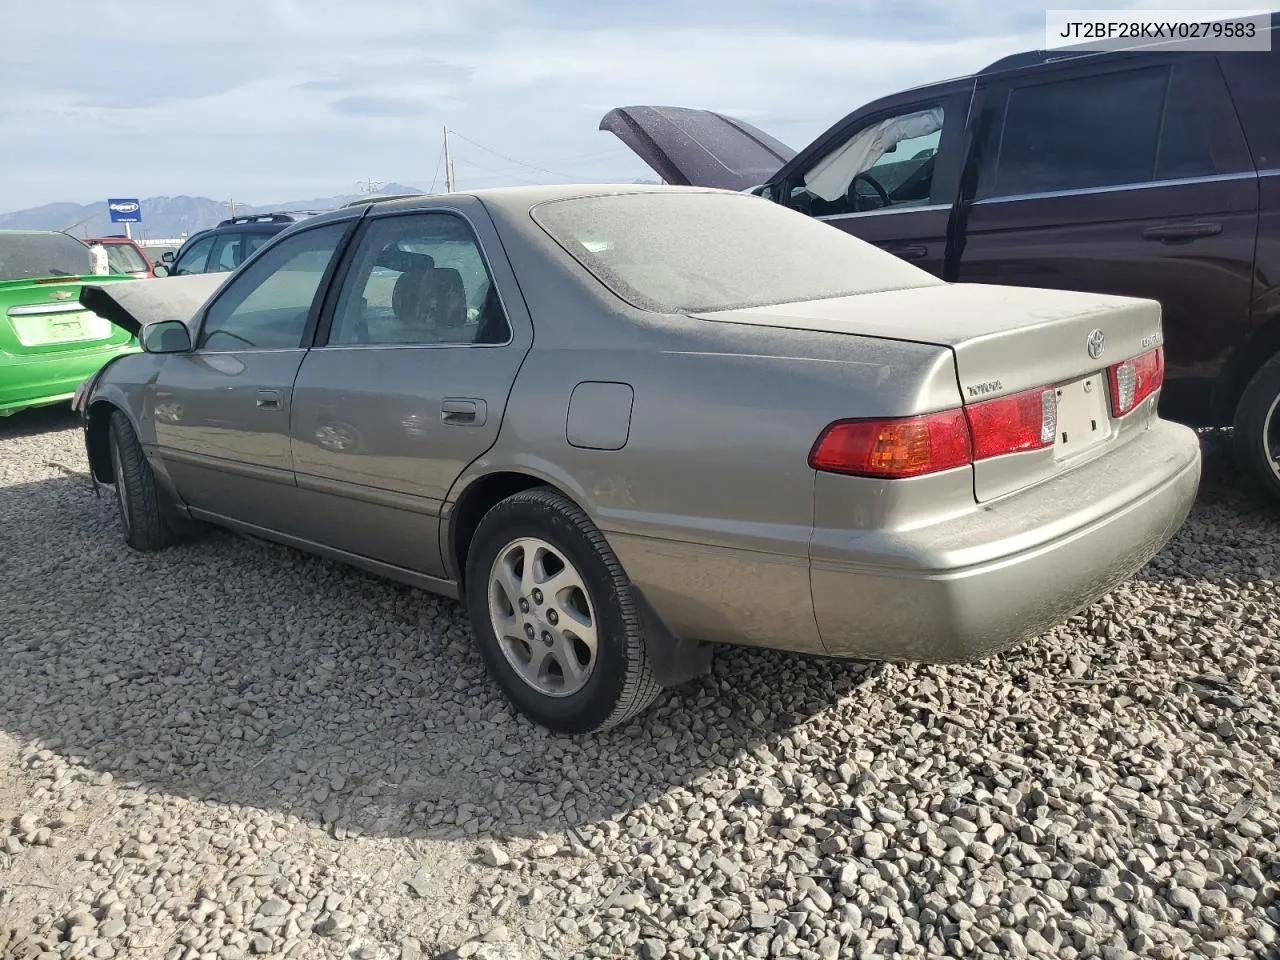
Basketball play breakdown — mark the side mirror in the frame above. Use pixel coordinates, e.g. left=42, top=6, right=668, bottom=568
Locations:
left=152, top=263, right=171, bottom=277
left=162, top=251, right=175, bottom=263
left=141, top=320, right=192, bottom=354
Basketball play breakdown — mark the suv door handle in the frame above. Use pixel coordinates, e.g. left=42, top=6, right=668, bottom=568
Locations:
left=1142, top=222, right=1222, bottom=242
left=441, top=398, right=487, bottom=426
left=881, top=243, right=929, bottom=260
left=255, top=390, right=281, bottom=409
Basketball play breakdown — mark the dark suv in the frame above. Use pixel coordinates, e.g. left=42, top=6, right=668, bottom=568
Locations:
left=604, top=16, right=1280, bottom=502
left=156, top=213, right=320, bottom=278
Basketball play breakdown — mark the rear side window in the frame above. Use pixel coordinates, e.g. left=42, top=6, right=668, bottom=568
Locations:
left=979, top=60, right=1249, bottom=199
left=0, top=233, right=91, bottom=280
left=103, top=242, right=148, bottom=274
left=532, top=192, right=938, bottom=314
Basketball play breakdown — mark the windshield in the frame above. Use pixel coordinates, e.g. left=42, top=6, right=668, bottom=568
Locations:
left=0, top=232, right=93, bottom=281
left=531, top=191, right=937, bottom=314
left=102, top=242, right=149, bottom=274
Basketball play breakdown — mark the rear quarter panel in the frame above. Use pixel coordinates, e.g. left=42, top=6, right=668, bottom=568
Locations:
left=460, top=214, right=961, bottom=651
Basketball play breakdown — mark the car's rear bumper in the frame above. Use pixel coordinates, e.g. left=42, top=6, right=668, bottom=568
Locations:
left=810, top=419, right=1201, bottom=660
left=0, top=345, right=137, bottom=416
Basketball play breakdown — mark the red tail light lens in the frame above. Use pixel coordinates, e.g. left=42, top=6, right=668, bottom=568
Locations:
left=809, top=410, right=971, bottom=479
left=1107, top=347, right=1164, bottom=416
left=965, top=386, right=1057, bottom=460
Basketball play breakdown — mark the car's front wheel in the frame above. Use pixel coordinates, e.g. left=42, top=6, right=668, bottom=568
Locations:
left=108, top=410, right=183, bottom=551
left=1233, top=353, right=1280, bottom=507
left=464, top=487, right=661, bottom=733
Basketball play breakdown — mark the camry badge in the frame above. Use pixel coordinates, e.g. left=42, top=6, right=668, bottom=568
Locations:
left=1086, top=329, right=1105, bottom=360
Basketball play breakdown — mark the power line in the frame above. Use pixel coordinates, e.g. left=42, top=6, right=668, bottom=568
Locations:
left=445, top=128, right=584, bottom=181
left=427, top=141, right=445, bottom=194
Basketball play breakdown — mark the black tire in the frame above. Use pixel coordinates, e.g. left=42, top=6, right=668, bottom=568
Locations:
left=108, top=410, right=182, bottom=551
left=464, top=487, right=661, bottom=734
left=1233, top=352, right=1280, bottom=506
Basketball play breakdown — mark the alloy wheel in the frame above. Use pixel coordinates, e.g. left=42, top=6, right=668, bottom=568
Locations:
left=487, top=536, right=598, bottom=697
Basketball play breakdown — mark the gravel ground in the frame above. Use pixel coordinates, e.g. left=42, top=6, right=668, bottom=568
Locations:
left=0, top=406, right=1277, bottom=960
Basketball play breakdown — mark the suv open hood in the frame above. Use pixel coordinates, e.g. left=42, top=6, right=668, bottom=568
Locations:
left=600, top=105, right=795, bottom=191
left=78, top=273, right=226, bottom=337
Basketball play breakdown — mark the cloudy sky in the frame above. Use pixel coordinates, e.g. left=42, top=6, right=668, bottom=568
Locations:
left=0, top=0, right=1253, bottom=211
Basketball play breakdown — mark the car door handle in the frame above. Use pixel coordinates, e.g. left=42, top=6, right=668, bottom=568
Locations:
left=256, top=390, right=281, bottom=409
left=880, top=243, right=929, bottom=260
left=1142, top=222, right=1222, bottom=242
left=441, top=398, right=487, bottom=426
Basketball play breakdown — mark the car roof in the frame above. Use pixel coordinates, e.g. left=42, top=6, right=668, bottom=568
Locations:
left=350, top=182, right=731, bottom=218
left=0, top=229, right=71, bottom=237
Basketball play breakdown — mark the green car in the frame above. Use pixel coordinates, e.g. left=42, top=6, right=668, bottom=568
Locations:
left=0, top=230, right=137, bottom=417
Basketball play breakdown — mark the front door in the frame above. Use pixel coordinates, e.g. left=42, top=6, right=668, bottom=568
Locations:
left=768, top=88, right=972, bottom=277
left=288, top=202, right=532, bottom=578
left=954, top=55, right=1259, bottom=423
left=152, top=221, right=352, bottom=529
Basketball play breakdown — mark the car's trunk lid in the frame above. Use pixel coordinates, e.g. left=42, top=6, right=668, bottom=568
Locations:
left=0, top=276, right=134, bottom=356
left=694, top=283, right=1164, bottom=502
left=600, top=105, right=796, bottom=191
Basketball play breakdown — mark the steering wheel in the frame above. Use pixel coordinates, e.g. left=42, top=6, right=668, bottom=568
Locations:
left=848, top=171, right=892, bottom=211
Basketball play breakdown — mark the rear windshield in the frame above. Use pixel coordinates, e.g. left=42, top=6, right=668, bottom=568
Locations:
left=102, top=242, right=149, bottom=274
left=530, top=191, right=937, bottom=314
left=0, top=232, right=92, bottom=281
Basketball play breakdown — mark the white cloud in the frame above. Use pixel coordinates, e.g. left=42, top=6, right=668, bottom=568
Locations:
left=0, top=0, right=1254, bottom=210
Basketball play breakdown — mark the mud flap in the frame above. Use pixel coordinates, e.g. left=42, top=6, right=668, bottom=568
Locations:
left=632, top=587, right=715, bottom=687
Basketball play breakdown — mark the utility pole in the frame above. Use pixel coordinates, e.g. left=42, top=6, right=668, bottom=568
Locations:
left=443, top=126, right=455, bottom=193
left=228, top=198, right=237, bottom=219
left=357, top=178, right=385, bottom=195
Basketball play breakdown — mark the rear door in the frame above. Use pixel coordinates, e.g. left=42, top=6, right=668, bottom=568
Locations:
left=954, top=55, right=1259, bottom=424
left=152, top=220, right=353, bottom=530
left=287, top=199, right=532, bottom=579
left=764, top=84, right=973, bottom=277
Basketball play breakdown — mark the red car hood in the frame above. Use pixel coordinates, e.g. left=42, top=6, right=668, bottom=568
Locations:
left=600, top=105, right=795, bottom=191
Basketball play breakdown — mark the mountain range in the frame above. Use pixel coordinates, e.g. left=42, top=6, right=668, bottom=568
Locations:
left=0, top=183, right=426, bottom=241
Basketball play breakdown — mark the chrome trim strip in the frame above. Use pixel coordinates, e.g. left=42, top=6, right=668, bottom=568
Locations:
left=973, top=170, right=1257, bottom=206
left=314, top=341, right=512, bottom=352
left=7, top=303, right=90, bottom=317
left=817, top=202, right=951, bottom=221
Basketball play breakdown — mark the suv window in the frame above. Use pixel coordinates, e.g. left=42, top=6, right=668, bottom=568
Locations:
left=979, top=61, right=1243, bottom=199
left=328, top=213, right=510, bottom=346
left=171, top=234, right=215, bottom=276
left=209, top=233, right=244, bottom=272
left=787, top=105, right=947, bottom=217
left=198, top=223, right=346, bottom=350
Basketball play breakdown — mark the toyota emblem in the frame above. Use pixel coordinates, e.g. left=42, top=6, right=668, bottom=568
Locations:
left=1087, top=329, right=1105, bottom=360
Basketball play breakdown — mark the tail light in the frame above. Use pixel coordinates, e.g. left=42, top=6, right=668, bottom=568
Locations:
left=1107, top=347, right=1164, bottom=416
left=810, top=386, right=1058, bottom=479
left=965, top=387, right=1057, bottom=460
left=809, top=410, right=970, bottom=479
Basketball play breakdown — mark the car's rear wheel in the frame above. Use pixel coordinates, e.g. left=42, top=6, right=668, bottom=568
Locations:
left=464, top=487, right=661, bottom=733
left=1233, top=353, right=1280, bottom=507
left=108, top=411, right=182, bottom=551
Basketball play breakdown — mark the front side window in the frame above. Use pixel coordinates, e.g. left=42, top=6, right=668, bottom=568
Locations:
left=787, top=106, right=946, bottom=217
left=172, top=235, right=215, bottom=276
left=209, top=233, right=244, bottom=273
left=327, top=213, right=510, bottom=346
left=977, top=61, right=1242, bottom=200
left=198, top=223, right=347, bottom=350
